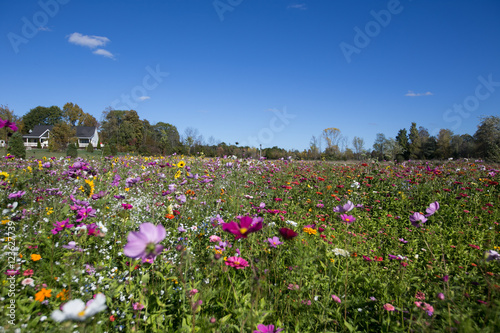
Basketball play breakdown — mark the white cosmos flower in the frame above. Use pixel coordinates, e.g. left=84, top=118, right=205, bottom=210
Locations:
left=51, top=293, right=107, bottom=322
left=285, top=220, right=297, bottom=227
left=332, top=248, right=350, bottom=257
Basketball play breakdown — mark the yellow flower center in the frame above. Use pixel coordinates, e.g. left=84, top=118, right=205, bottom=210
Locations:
left=78, top=311, right=86, bottom=317
left=240, top=228, right=248, bottom=234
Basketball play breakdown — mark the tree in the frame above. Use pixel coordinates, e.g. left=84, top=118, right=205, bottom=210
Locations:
left=322, top=128, right=341, bottom=156
left=395, top=128, right=409, bottom=160
left=474, top=116, right=500, bottom=162
left=7, top=132, right=26, bottom=159
left=86, top=142, right=94, bottom=153
left=309, top=136, right=320, bottom=159
left=435, top=129, right=453, bottom=159
left=373, top=133, right=387, bottom=160
left=385, top=138, right=404, bottom=161
left=408, top=122, right=421, bottom=159
left=422, top=136, right=437, bottom=159
left=49, top=122, right=76, bottom=152
left=22, top=106, right=63, bottom=133
left=352, top=136, right=365, bottom=159
left=100, top=109, right=143, bottom=152
left=154, top=122, right=180, bottom=154
left=63, top=103, right=84, bottom=126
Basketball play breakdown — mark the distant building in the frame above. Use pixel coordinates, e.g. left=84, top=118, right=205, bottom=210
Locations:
left=22, top=125, right=99, bottom=148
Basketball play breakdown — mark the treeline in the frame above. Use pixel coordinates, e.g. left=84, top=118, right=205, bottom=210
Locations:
left=2, top=104, right=499, bottom=162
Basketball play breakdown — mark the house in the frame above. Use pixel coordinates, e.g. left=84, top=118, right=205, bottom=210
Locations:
left=22, top=125, right=99, bottom=148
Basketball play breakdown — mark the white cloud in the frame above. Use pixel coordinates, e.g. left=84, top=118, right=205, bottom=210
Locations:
left=405, top=90, right=433, bottom=97
left=138, top=96, right=150, bottom=101
left=92, top=49, right=115, bottom=59
left=287, top=3, right=307, bottom=10
left=67, top=32, right=110, bottom=49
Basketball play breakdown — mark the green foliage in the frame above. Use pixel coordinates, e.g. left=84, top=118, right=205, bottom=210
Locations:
left=66, top=143, right=78, bottom=158
left=102, top=144, right=111, bottom=156
left=37, top=140, right=42, bottom=149
left=86, top=142, right=94, bottom=153
left=22, top=105, right=63, bottom=133
left=49, top=122, right=76, bottom=152
left=110, top=143, right=117, bottom=156
left=96, top=141, right=102, bottom=150
left=6, top=132, right=26, bottom=158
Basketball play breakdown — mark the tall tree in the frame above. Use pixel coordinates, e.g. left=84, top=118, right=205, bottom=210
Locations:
left=352, top=136, right=365, bottom=159
left=396, top=128, right=409, bottom=159
left=435, top=129, right=454, bottom=159
left=322, top=127, right=342, bottom=156
left=22, top=106, right=63, bottom=133
left=49, top=122, right=76, bottom=152
left=373, top=133, right=387, bottom=160
left=62, top=103, right=84, bottom=126
left=474, top=115, right=500, bottom=162
left=408, top=122, right=421, bottom=159
left=154, top=122, right=180, bottom=154
left=309, top=135, right=320, bottom=159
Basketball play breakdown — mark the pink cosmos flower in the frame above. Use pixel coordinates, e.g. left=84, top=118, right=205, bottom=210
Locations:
left=253, top=324, right=284, bottom=333
left=222, top=216, right=263, bottom=240
left=224, top=256, right=249, bottom=269
left=209, top=235, right=221, bottom=242
left=383, top=303, right=395, bottom=311
left=340, top=214, right=356, bottom=223
left=124, top=223, right=166, bottom=263
left=21, top=278, right=35, bottom=287
left=331, top=295, right=342, bottom=303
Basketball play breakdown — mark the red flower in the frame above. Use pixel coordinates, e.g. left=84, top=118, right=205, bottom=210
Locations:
left=279, top=227, right=298, bottom=240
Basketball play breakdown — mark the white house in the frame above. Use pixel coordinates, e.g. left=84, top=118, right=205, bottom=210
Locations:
left=22, top=125, right=99, bottom=148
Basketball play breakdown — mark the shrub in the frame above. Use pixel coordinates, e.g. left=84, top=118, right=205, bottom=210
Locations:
left=7, top=132, right=26, bottom=159
left=86, top=142, right=94, bottom=153
left=66, top=143, right=78, bottom=158
left=37, top=140, right=42, bottom=149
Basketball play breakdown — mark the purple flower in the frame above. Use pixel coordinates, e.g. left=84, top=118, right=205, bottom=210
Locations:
left=331, top=295, right=342, bottom=303
left=425, top=201, right=440, bottom=217
left=222, top=216, right=263, bottom=240
left=124, top=223, right=166, bottom=263
left=437, top=293, right=445, bottom=300
left=51, top=218, right=74, bottom=235
left=398, top=238, right=408, bottom=244
left=253, top=324, right=284, bottom=333
left=8, top=191, right=25, bottom=199
left=62, top=241, right=82, bottom=252
left=91, top=191, right=107, bottom=200
left=176, top=194, right=186, bottom=204
left=409, top=212, right=427, bottom=228
left=267, top=236, right=282, bottom=248
left=485, top=250, right=500, bottom=262
left=125, top=177, right=141, bottom=187
left=178, top=226, right=187, bottom=233
left=333, top=201, right=354, bottom=213
left=210, top=214, right=224, bottom=226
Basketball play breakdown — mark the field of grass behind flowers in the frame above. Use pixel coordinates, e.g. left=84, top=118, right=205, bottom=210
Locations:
left=1, top=155, right=499, bottom=332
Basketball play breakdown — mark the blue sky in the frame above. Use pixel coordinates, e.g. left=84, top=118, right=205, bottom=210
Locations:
left=1, top=0, right=499, bottom=151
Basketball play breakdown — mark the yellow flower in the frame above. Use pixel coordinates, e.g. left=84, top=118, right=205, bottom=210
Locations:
left=31, top=254, right=42, bottom=261
left=46, top=207, right=54, bottom=216
left=0, top=171, right=9, bottom=180
left=303, top=227, right=317, bottom=235
left=1, top=218, right=9, bottom=225
left=174, top=170, right=181, bottom=179
left=125, top=188, right=130, bottom=192
left=35, top=288, right=52, bottom=302
left=177, top=161, right=186, bottom=168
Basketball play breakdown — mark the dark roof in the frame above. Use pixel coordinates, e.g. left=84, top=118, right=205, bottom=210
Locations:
left=22, top=125, right=97, bottom=138
left=75, top=126, right=96, bottom=138
left=22, top=125, right=53, bottom=138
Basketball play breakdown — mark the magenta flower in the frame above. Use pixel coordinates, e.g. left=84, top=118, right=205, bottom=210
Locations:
left=331, top=295, right=342, bottom=303
left=225, top=256, right=249, bottom=269
left=51, top=218, right=74, bottom=235
left=425, top=201, right=440, bottom=217
left=124, top=223, right=166, bottom=263
left=340, top=214, right=356, bottom=223
left=409, top=212, right=427, bottom=228
left=222, top=216, right=263, bottom=240
left=253, top=324, right=284, bottom=333
left=122, top=203, right=133, bottom=210
left=0, top=119, right=18, bottom=132
left=133, top=302, right=145, bottom=310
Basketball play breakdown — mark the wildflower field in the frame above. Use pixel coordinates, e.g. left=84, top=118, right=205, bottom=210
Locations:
left=1, top=155, right=499, bottom=332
